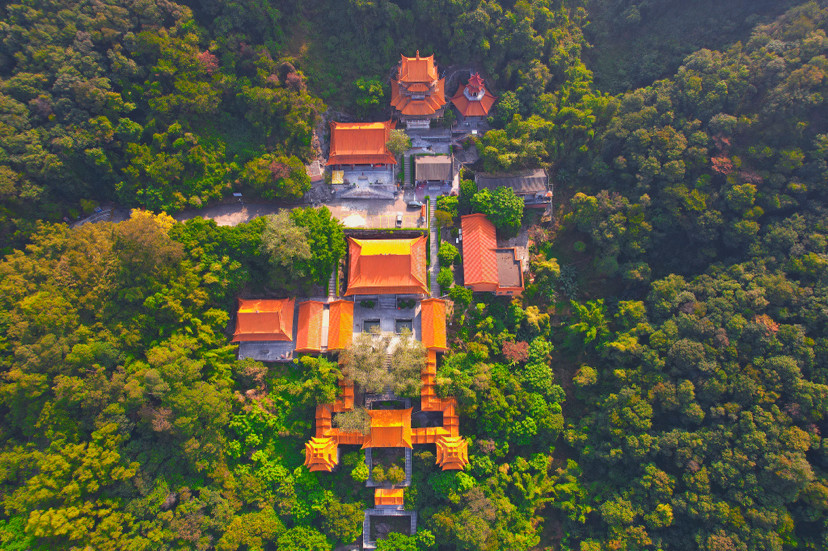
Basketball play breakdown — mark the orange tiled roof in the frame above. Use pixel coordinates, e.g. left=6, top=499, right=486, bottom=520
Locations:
left=461, top=214, right=498, bottom=292
left=466, top=73, right=485, bottom=95
left=315, top=405, right=333, bottom=436
left=398, top=52, right=438, bottom=82
left=451, top=81, right=496, bottom=118
left=375, top=488, right=404, bottom=507
left=295, top=301, right=324, bottom=352
left=436, top=436, right=469, bottom=470
left=327, top=300, right=354, bottom=351
left=304, top=437, right=338, bottom=472
left=362, top=408, right=413, bottom=449
left=391, top=78, right=446, bottom=117
left=327, top=121, right=397, bottom=166
left=232, top=298, right=295, bottom=342
left=420, top=298, right=448, bottom=352
left=331, top=380, right=355, bottom=413
left=345, top=237, right=428, bottom=296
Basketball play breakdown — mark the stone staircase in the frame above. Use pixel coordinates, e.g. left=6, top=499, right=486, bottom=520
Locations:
left=327, top=270, right=336, bottom=298
left=403, top=153, right=411, bottom=186
left=428, top=198, right=440, bottom=297
left=403, top=447, right=413, bottom=484
left=378, top=295, right=396, bottom=309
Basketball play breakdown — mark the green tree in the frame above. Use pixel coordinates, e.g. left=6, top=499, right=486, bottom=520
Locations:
left=438, top=242, right=460, bottom=266
left=471, top=187, right=524, bottom=235
left=276, top=526, right=329, bottom=551
left=340, top=331, right=392, bottom=394
left=290, top=206, right=346, bottom=287
left=437, top=266, right=454, bottom=289
left=322, top=500, right=364, bottom=544
left=386, top=129, right=412, bottom=156
left=333, top=406, right=371, bottom=434
left=259, top=211, right=312, bottom=284
left=355, top=77, right=385, bottom=116
left=389, top=328, right=427, bottom=397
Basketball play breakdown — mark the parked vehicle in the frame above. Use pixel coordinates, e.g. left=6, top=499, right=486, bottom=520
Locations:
left=407, top=200, right=423, bottom=209
left=396, top=213, right=403, bottom=227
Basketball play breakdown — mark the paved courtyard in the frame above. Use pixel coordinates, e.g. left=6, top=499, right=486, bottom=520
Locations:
left=173, top=195, right=426, bottom=229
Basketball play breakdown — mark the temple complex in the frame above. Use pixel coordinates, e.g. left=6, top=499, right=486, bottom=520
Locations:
left=233, top=231, right=467, bottom=548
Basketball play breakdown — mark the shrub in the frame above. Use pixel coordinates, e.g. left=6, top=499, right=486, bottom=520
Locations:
left=351, top=461, right=369, bottom=483
left=438, top=242, right=460, bottom=266
left=449, top=286, right=473, bottom=309
left=385, top=464, right=406, bottom=485
left=371, top=464, right=386, bottom=483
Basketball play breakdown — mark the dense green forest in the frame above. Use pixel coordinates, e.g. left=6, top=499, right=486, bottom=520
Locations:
left=1, top=0, right=827, bottom=550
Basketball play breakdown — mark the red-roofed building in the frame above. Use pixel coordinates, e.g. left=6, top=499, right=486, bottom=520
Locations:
left=460, top=214, right=498, bottom=293
left=362, top=408, right=413, bottom=449
left=232, top=298, right=295, bottom=342
left=327, top=300, right=354, bottom=351
left=327, top=121, right=397, bottom=167
left=420, top=298, right=448, bottom=352
left=374, top=488, right=404, bottom=508
left=451, top=73, right=496, bottom=119
left=295, top=301, right=325, bottom=353
left=460, top=214, right=524, bottom=296
left=345, top=237, right=428, bottom=296
left=391, top=52, right=446, bottom=127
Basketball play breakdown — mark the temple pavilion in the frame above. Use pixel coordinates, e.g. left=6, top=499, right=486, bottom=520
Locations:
left=450, top=72, right=496, bottom=119
left=390, top=52, right=446, bottom=129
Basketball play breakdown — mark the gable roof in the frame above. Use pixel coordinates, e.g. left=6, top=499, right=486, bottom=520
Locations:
left=362, top=408, right=413, bottom=449
left=345, top=237, right=428, bottom=296
left=398, top=52, right=438, bottom=82
left=460, top=214, right=498, bottom=290
left=475, top=168, right=548, bottom=194
left=374, top=488, right=404, bottom=508
left=327, top=121, right=397, bottom=166
left=415, top=155, right=452, bottom=181
left=327, top=300, right=354, bottom=351
left=232, top=298, right=295, bottom=342
left=295, top=301, right=324, bottom=353
left=420, top=298, right=448, bottom=352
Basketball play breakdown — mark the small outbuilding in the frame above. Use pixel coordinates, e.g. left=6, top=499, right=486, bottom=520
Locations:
left=475, top=168, right=551, bottom=207
left=415, top=155, right=453, bottom=183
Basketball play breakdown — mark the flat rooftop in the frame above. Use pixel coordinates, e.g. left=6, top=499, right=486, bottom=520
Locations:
left=495, top=249, right=522, bottom=288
